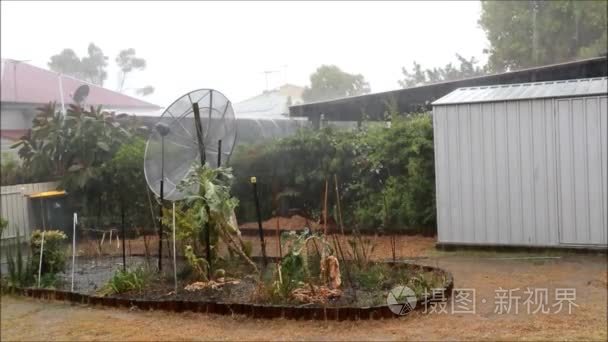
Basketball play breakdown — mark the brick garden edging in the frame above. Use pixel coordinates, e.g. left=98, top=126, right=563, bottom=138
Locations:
left=8, top=263, right=453, bottom=321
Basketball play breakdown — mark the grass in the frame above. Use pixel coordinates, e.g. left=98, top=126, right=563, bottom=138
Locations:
left=98, top=266, right=151, bottom=296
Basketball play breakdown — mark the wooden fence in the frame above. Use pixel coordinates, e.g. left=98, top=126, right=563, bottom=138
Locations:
left=0, top=181, right=59, bottom=240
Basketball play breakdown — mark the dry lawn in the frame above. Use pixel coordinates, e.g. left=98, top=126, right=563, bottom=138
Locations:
left=2, top=235, right=607, bottom=341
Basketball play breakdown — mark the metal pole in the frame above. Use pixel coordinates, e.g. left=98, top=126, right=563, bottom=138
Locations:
left=37, top=230, right=45, bottom=287
left=172, top=202, right=177, bottom=293
left=71, top=213, right=77, bottom=291
left=58, top=75, right=66, bottom=115
left=217, top=140, right=222, bottom=167
left=192, top=102, right=212, bottom=276
left=192, top=103, right=206, bottom=166
left=158, top=135, right=165, bottom=272
left=121, top=205, right=126, bottom=272
left=251, top=177, right=267, bottom=266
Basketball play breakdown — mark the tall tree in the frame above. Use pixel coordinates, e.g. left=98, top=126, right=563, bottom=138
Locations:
left=48, top=43, right=108, bottom=85
left=398, top=54, right=486, bottom=88
left=302, top=65, right=370, bottom=103
left=48, top=49, right=83, bottom=79
left=479, top=0, right=608, bottom=72
left=81, top=43, right=108, bottom=85
left=115, top=48, right=147, bottom=92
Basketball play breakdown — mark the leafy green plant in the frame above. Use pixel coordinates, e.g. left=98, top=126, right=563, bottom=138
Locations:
left=30, top=230, right=67, bottom=275
left=272, top=230, right=332, bottom=299
left=351, top=264, right=387, bottom=291
left=230, top=112, right=436, bottom=235
left=172, top=165, right=259, bottom=280
left=0, top=217, right=7, bottom=238
left=184, top=245, right=208, bottom=281
left=98, top=266, right=150, bottom=296
left=11, top=103, right=150, bottom=229
left=5, top=231, right=35, bottom=289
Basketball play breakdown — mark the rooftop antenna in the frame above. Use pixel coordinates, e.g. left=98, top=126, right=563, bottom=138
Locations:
left=143, top=89, right=237, bottom=286
left=262, top=70, right=280, bottom=91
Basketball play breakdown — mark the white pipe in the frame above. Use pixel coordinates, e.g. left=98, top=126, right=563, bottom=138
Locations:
left=37, top=230, right=45, bottom=287
left=71, top=213, right=77, bottom=292
left=172, top=202, right=177, bottom=293
left=58, top=74, right=66, bottom=115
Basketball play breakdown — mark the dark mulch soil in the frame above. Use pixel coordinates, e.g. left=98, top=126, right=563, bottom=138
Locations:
left=112, top=262, right=447, bottom=308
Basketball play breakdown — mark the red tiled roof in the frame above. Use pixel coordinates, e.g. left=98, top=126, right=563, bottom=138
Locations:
left=0, top=59, right=160, bottom=109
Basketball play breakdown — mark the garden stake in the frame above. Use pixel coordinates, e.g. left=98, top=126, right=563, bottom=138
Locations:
left=251, top=176, right=267, bottom=267
left=37, top=230, right=45, bottom=288
left=323, top=179, right=328, bottom=235
left=333, top=174, right=345, bottom=235
left=71, top=213, right=77, bottom=292
left=172, top=202, right=177, bottom=294
left=217, top=139, right=222, bottom=167
left=276, top=214, right=282, bottom=259
left=193, top=102, right=212, bottom=276
left=121, top=205, right=126, bottom=271
left=331, top=234, right=356, bottom=301
left=154, top=121, right=171, bottom=273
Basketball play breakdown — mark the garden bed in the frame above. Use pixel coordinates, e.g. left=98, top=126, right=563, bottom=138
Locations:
left=8, top=256, right=453, bottom=320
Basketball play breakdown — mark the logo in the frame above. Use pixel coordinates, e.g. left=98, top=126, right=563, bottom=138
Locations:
left=387, top=285, right=418, bottom=315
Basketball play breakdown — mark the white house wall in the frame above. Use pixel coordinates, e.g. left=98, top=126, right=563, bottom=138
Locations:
left=433, top=96, right=607, bottom=247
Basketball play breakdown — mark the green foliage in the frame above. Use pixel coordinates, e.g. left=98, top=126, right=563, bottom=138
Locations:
left=399, top=54, right=487, bottom=88
left=47, top=43, right=153, bottom=94
left=12, top=103, right=151, bottom=229
left=172, top=165, right=259, bottom=279
left=0, top=152, right=37, bottom=186
left=99, top=266, right=150, bottom=296
left=105, top=137, right=153, bottom=233
left=30, top=230, right=67, bottom=276
left=231, top=112, right=436, bottom=234
left=0, top=217, right=7, bottom=237
left=479, top=0, right=608, bottom=72
left=6, top=232, right=35, bottom=288
left=351, top=263, right=387, bottom=291
left=116, top=48, right=154, bottom=95
left=184, top=245, right=209, bottom=281
left=48, top=43, right=108, bottom=85
left=302, top=65, right=370, bottom=103
left=273, top=230, right=332, bottom=298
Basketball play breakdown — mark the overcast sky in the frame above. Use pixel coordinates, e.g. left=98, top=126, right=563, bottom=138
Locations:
left=1, top=1, right=488, bottom=106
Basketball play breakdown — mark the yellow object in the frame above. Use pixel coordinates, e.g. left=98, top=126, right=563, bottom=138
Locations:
left=28, top=190, right=67, bottom=199
left=250, top=176, right=257, bottom=184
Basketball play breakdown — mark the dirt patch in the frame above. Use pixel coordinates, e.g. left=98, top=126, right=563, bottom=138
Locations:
left=239, top=215, right=323, bottom=234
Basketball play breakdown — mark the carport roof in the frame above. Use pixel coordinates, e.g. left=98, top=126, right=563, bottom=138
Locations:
left=432, top=77, right=608, bottom=105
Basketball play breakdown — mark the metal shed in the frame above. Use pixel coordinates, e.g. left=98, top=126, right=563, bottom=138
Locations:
left=432, top=77, right=607, bottom=248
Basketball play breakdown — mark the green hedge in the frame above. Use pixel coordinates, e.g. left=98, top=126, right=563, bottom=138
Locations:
left=230, top=113, right=436, bottom=235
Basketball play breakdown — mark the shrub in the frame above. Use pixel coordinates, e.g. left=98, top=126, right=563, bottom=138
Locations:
left=30, top=229, right=67, bottom=275
left=230, top=112, right=436, bottom=234
left=5, top=232, right=35, bottom=289
left=99, top=266, right=150, bottom=296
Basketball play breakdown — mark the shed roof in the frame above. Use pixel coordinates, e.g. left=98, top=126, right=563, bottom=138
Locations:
left=433, top=77, right=608, bottom=105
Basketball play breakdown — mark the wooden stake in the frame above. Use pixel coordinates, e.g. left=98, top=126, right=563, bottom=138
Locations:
left=323, top=178, right=329, bottom=235
left=276, top=215, right=282, bottom=259
left=333, top=174, right=345, bottom=235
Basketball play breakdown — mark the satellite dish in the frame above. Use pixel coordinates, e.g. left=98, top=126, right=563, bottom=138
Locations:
left=143, top=89, right=237, bottom=202
left=72, top=84, right=90, bottom=105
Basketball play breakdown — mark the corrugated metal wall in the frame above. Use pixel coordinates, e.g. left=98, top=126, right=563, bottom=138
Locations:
left=0, top=181, right=58, bottom=240
left=433, top=96, right=607, bottom=247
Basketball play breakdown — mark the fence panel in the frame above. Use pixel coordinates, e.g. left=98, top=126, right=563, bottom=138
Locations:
left=0, top=181, right=58, bottom=240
